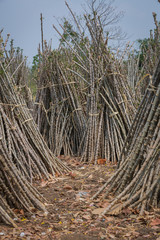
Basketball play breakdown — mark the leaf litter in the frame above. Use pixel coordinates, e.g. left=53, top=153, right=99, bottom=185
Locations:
left=0, top=158, right=159, bottom=240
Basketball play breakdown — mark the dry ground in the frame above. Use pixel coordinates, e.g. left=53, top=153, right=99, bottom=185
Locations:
left=0, top=157, right=160, bottom=240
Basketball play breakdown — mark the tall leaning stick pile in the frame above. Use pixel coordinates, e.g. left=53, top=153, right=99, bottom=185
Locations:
left=92, top=57, right=160, bottom=215
left=0, top=33, right=70, bottom=226
left=34, top=7, right=138, bottom=163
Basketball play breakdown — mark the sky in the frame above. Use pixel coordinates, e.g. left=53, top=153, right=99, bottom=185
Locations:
left=0, top=0, right=159, bottom=65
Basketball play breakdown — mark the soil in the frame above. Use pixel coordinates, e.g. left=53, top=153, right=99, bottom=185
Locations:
left=0, top=157, right=160, bottom=240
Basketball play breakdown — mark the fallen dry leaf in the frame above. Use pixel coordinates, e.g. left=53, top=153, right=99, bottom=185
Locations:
left=99, top=178, right=105, bottom=183
left=60, top=155, right=70, bottom=160
left=150, top=218, right=160, bottom=226
left=107, top=203, right=123, bottom=215
left=40, top=179, right=48, bottom=187
left=92, top=208, right=106, bottom=215
left=63, top=185, right=72, bottom=190
left=55, top=172, right=60, bottom=177
left=13, top=208, right=24, bottom=215
left=69, top=172, right=77, bottom=179
left=104, top=216, right=114, bottom=222
left=88, top=174, right=93, bottom=179
left=108, top=233, right=115, bottom=239
left=122, top=208, right=132, bottom=215
left=82, top=214, right=92, bottom=220
left=98, top=201, right=109, bottom=208
left=97, top=158, right=106, bottom=165
left=124, top=232, right=132, bottom=237
left=74, top=212, right=80, bottom=218
left=19, top=209, right=24, bottom=215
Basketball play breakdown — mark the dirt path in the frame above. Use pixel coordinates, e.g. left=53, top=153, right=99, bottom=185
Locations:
left=0, top=158, right=160, bottom=239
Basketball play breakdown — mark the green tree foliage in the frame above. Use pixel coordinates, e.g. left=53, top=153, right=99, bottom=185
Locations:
left=60, top=18, right=80, bottom=46
left=32, top=54, right=40, bottom=74
left=137, top=37, right=159, bottom=69
left=136, top=12, right=160, bottom=73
